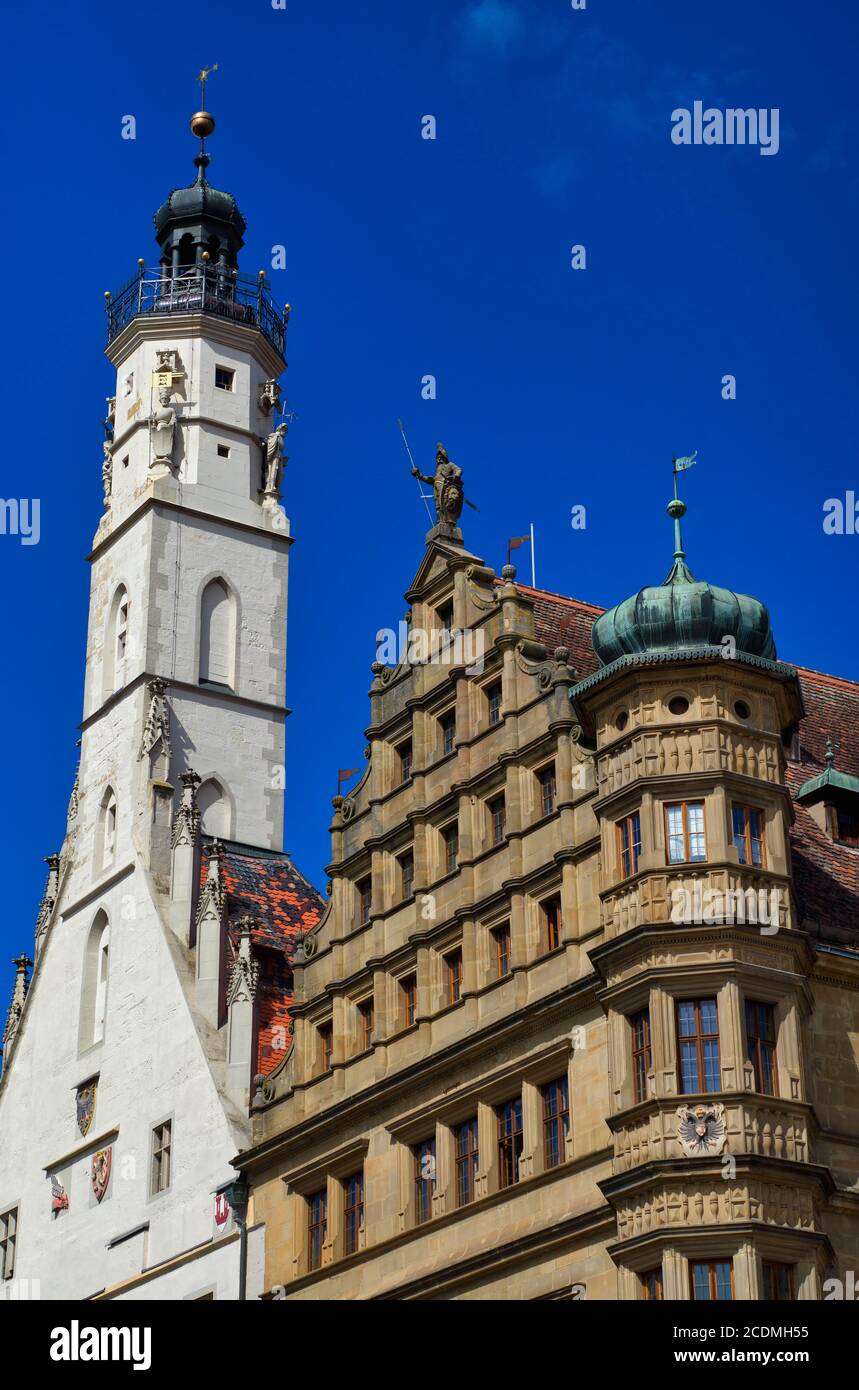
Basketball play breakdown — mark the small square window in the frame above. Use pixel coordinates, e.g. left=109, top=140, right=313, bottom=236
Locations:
left=217, top=443, right=231, bottom=459
left=215, top=366, right=235, bottom=391
left=121, top=454, right=129, bottom=469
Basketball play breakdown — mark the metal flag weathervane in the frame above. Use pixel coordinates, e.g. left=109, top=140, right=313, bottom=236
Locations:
left=198, top=63, right=219, bottom=104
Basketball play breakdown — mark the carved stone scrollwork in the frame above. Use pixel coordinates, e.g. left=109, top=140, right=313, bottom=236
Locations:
left=252, top=1072, right=277, bottom=1108
left=340, top=798, right=356, bottom=823
left=301, top=932, right=319, bottom=960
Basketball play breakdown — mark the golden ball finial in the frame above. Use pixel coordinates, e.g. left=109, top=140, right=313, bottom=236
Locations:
left=202, top=251, right=210, bottom=262
left=191, top=110, right=215, bottom=139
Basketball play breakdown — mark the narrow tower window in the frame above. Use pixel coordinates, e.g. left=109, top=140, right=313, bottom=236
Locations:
left=199, top=578, right=236, bottom=688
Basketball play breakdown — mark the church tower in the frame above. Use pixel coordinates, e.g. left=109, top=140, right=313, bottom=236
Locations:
left=0, top=94, right=323, bottom=1302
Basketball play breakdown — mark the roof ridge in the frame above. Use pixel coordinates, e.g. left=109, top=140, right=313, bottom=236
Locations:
left=795, top=664, right=859, bottom=693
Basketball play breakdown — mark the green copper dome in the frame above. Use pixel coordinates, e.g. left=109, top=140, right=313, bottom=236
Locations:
left=591, top=496, right=777, bottom=667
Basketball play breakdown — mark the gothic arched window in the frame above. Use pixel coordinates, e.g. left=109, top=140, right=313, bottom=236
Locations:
left=80, top=911, right=110, bottom=1049
left=104, top=585, right=129, bottom=699
left=96, top=786, right=118, bottom=872
left=199, top=578, right=236, bottom=689
left=198, top=778, right=230, bottom=839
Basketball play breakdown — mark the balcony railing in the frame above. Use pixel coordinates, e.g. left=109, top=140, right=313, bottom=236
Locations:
left=105, top=265, right=288, bottom=357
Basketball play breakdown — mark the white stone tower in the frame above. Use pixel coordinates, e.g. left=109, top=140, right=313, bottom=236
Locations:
left=0, top=99, right=309, bottom=1301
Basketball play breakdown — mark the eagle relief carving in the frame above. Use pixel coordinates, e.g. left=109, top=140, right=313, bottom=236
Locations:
left=677, top=1102, right=727, bottom=1156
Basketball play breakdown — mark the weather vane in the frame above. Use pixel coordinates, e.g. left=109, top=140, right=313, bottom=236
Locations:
left=198, top=63, right=219, bottom=105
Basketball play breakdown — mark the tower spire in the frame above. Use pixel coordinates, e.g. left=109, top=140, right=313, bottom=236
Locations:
left=664, top=452, right=697, bottom=582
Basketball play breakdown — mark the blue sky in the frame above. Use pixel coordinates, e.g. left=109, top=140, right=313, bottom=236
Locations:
left=2, top=0, right=858, bottom=975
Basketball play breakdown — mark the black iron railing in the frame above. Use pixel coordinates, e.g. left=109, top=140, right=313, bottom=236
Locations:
left=106, top=265, right=288, bottom=357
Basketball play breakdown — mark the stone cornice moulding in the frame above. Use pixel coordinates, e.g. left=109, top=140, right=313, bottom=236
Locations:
left=105, top=310, right=286, bottom=380
left=88, top=494, right=294, bottom=563
left=43, top=1126, right=120, bottom=1175
left=110, top=410, right=273, bottom=459
left=80, top=670, right=289, bottom=734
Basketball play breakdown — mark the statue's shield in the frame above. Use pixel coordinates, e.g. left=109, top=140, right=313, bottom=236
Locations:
left=76, top=1080, right=97, bottom=1138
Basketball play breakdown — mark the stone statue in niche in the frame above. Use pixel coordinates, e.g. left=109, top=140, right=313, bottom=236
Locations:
left=103, top=396, right=116, bottom=440
left=261, top=422, right=289, bottom=500
left=149, top=387, right=177, bottom=467
left=102, top=442, right=113, bottom=508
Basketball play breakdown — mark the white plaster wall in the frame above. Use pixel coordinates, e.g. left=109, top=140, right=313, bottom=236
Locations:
left=0, top=862, right=259, bottom=1300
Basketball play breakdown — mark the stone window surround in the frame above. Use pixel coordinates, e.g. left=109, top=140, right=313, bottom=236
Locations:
left=609, top=969, right=804, bottom=1115
left=603, top=783, right=786, bottom=886
left=147, top=1113, right=174, bottom=1202
left=281, top=1139, right=369, bottom=1277
left=389, top=1041, right=575, bottom=1231
left=617, top=1230, right=823, bottom=1300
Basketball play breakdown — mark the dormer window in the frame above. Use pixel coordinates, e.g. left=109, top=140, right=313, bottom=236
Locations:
left=828, top=804, right=859, bottom=847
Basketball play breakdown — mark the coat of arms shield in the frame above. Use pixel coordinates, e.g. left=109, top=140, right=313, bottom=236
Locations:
left=91, top=1146, right=112, bottom=1203
left=76, top=1079, right=97, bottom=1137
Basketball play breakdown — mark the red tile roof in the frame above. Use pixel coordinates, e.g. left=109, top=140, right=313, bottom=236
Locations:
left=200, top=841, right=326, bottom=1076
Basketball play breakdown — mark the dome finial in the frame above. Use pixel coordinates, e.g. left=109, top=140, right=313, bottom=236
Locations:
left=668, top=452, right=697, bottom=564
left=190, top=64, right=218, bottom=180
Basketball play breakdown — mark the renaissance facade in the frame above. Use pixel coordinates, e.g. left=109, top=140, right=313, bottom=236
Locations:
left=241, top=471, right=859, bottom=1301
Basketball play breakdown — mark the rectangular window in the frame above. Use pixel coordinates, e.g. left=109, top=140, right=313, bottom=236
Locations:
left=400, top=973, right=417, bottom=1029
left=318, top=1022, right=333, bottom=1073
left=538, top=764, right=557, bottom=817
left=0, top=1207, right=17, bottom=1281
left=497, top=1098, right=524, bottom=1189
left=732, top=803, right=766, bottom=867
left=542, top=1077, right=570, bottom=1170
left=641, top=1267, right=663, bottom=1300
left=413, top=1138, right=437, bottom=1225
left=440, top=710, right=456, bottom=757
left=357, top=997, right=374, bottom=1051
left=829, top=803, right=859, bottom=847
left=442, top=822, right=459, bottom=875
left=677, top=999, right=721, bottom=1094
left=617, top=811, right=642, bottom=878
left=399, top=850, right=414, bottom=901
left=398, top=740, right=413, bottom=784
left=216, top=443, right=230, bottom=459
left=631, top=1009, right=652, bottom=1104
left=492, top=922, right=511, bottom=978
left=666, top=800, right=706, bottom=864
left=358, top=876, right=372, bottom=926
left=307, top=1189, right=327, bottom=1272
left=746, top=1000, right=778, bottom=1096
left=455, top=1117, right=479, bottom=1206
left=489, top=794, right=506, bottom=846
left=761, top=1261, right=795, bottom=1300
left=691, top=1260, right=734, bottom=1301
left=150, top=1120, right=172, bottom=1196
left=487, top=681, right=503, bottom=727
left=437, top=600, right=454, bottom=633
left=444, top=949, right=463, bottom=1006
left=215, top=365, right=235, bottom=391
left=542, top=895, right=562, bottom=953
left=343, top=1172, right=364, bottom=1256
